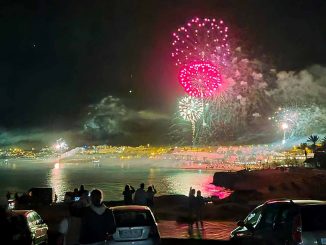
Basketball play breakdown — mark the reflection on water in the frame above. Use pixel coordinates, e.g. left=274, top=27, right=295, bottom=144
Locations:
left=47, top=163, right=67, bottom=201
left=0, top=159, right=231, bottom=201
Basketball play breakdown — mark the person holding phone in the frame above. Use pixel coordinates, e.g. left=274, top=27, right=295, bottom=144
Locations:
left=122, top=185, right=135, bottom=205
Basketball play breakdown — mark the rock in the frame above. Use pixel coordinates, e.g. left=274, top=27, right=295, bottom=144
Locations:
left=227, top=189, right=263, bottom=203
left=213, top=171, right=243, bottom=188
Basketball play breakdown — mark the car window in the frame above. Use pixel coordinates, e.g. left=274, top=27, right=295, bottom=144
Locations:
left=260, top=204, right=282, bottom=228
left=32, top=212, right=42, bottom=224
left=27, top=212, right=37, bottom=226
left=26, top=213, right=33, bottom=224
left=245, top=206, right=262, bottom=227
left=301, top=205, right=326, bottom=231
left=114, top=210, right=155, bottom=227
left=277, top=205, right=298, bottom=223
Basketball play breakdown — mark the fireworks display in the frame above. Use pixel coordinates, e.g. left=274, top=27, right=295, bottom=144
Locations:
left=178, top=61, right=222, bottom=97
left=53, top=138, right=68, bottom=152
left=169, top=16, right=270, bottom=144
left=178, top=96, right=204, bottom=123
left=270, top=107, right=299, bottom=134
left=171, top=17, right=230, bottom=67
left=171, top=16, right=326, bottom=146
left=269, top=105, right=326, bottom=138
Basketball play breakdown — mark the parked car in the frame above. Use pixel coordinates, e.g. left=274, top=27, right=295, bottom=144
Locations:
left=230, top=199, right=326, bottom=245
left=10, top=210, right=48, bottom=245
left=109, top=205, right=161, bottom=245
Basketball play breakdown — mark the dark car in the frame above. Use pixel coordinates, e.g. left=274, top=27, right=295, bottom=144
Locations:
left=10, top=210, right=48, bottom=245
left=110, top=205, right=161, bottom=245
left=230, top=199, right=326, bottom=245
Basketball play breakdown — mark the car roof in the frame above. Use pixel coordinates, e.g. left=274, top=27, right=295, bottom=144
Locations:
left=292, top=200, right=326, bottom=205
left=110, top=205, right=151, bottom=211
left=11, top=210, right=34, bottom=216
left=265, top=199, right=326, bottom=206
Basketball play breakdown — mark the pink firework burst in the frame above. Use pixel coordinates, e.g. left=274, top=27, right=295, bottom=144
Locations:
left=171, top=17, right=230, bottom=67
left=178, top=61, right=222, bottom=98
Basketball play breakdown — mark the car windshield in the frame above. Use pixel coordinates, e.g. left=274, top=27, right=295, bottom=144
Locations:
left=244, top=206, right=262, bottom=227
left=114, top=210, right=154, bottom=227
left=301, top=205, right=326, bottom=231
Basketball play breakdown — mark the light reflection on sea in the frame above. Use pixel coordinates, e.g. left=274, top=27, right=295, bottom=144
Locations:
left=0, top=158, right=231, bottom=201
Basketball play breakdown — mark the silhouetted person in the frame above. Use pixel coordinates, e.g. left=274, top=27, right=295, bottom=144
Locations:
left=134, top=183, right=147, bottom=205
left=146, top=185, right=157, bottom=208
left=79, top=189, right=116, bottom=245
left=18, top=192, right=30, bottom=205
left=0, top=196, right=13, bottom=244
left=6, top=191, right=10, bottom=200
left=122, top=185, right=135, bottom=205
left=54, top=193, right=58, bottom=203
left=58, top=204, right=81, bottom=245
left=78, top=185, right=88, bottom=197
left=188, top=187, right=196, bottom=235
left=189, top=187, right=196, bottom=217
left=195, top=190, right=205, bottom=228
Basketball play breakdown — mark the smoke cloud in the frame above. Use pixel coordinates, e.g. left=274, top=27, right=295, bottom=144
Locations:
left=267, top=65, right=326, bottom=105
left=83, top=95, right=170, bottom=145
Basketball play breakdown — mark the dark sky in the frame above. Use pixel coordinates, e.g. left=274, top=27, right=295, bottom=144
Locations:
left=0, top=0, right=325, bottom=133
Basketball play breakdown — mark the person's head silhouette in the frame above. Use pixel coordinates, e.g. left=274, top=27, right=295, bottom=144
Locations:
left=90, top=189, right=103, bottom=207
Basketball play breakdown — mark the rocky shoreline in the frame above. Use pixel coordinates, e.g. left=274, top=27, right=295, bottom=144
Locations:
left=213, top=167, right=326, bottom=201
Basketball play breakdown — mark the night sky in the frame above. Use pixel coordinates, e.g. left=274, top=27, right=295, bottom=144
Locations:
left=0, top=0, right=325, bottom=146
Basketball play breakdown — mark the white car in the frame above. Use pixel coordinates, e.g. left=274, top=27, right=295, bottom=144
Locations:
left=109, top=205, right=161, bottom=245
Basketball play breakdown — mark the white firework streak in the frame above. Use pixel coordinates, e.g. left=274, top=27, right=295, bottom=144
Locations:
left=178, top=96, right=204, bottom=123
left=270, top=105, right=326, bottom=137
